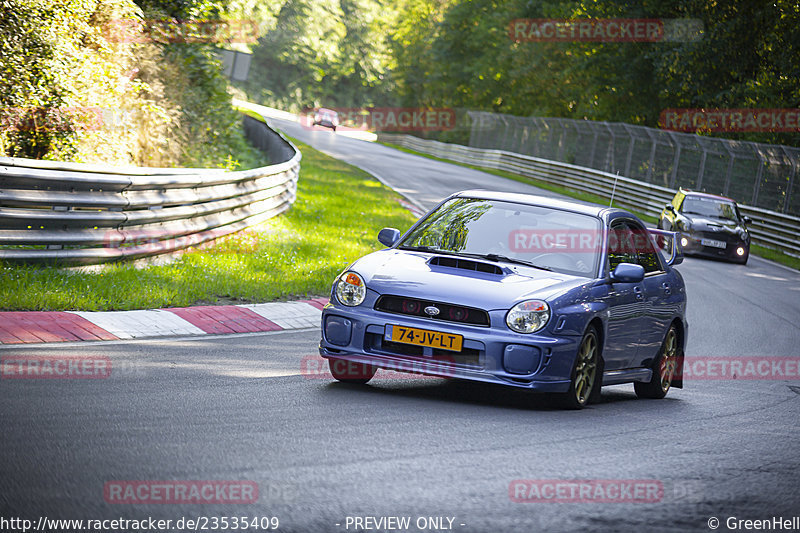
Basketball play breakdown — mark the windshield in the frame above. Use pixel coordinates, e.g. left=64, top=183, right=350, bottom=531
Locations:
left=681, top=196, right=740, bottom=222
left=398, top=198, right=602, bottom=277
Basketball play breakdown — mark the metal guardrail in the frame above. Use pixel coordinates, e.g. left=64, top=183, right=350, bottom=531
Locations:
left=467, top=110, right=800, bottom=216
left=379, top=133, right=800, bottom=257
left=0, top=113, right=300, bottom=265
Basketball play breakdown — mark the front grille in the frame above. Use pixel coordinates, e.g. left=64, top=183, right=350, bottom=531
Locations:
left=365, top=333, right=481, bottom=366
left=375, top=295, right=490, bottom=326
left=696, top=230, right=738, bottom=244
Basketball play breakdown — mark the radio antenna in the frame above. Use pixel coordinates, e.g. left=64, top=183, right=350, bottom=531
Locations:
left=609, top=171, right=619, bottom=207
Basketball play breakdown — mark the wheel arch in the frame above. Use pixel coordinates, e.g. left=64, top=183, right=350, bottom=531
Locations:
left=587, top=316, right=606, bottom=380
left=669, top=317, right=686, bottom=389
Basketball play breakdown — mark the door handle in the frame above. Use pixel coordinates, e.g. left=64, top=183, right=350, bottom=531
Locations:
left=633, top=286, right=643, bottom=301
left=661, top=282, right=671, bottom=295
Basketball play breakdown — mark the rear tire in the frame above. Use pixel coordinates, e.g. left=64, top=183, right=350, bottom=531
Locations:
left=557, top=326, right=600, bottom=410
left=635, top=324, right=678, bottom=399
left=329, top=359, right=376, bottom=384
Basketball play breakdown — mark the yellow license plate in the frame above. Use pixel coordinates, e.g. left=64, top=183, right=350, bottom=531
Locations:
left=385, top=325, right=463, bottom=352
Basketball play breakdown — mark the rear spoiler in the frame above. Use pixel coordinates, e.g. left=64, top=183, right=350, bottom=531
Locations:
left=648, top=228, right=683, bottom=267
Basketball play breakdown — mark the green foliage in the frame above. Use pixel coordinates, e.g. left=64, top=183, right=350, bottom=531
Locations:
left=0, top=0, right=142, bottom=161
left=393, top=0, right=800, bottom=146
left=240, top=0, right=799, bottom=147
left=0, top=0, right=266, bottom=168
left=239, top=0, right=399, bottom=111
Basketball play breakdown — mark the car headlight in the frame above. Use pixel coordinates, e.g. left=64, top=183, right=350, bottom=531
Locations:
left=506, top=300, right=550, bottom=334
left=335, top=271, right=366, bottom=307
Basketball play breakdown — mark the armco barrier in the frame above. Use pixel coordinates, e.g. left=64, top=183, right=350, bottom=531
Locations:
left=0, top=112, right=300, bottom=265
left=378, top=133, right=800, bottom=257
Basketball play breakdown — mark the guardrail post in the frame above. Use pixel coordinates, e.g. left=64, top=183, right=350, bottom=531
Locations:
left=645, top=129, right=657, bottom=183
left=721, top=143, right=736, bottom=197
left=555, top=119, right=566, bottom=162
left=751, top=147, right=766, bottom=206
left=782, top=146, right=796, bottom=214
left=588, top=126, right=599, bottom=167
left=622, top=124, right=635, bottom=177
left=604, top=122, right=615, bottom=173
left=696, top=149, right=707, bottom=190
left=500, top=116, right=511, bottom=151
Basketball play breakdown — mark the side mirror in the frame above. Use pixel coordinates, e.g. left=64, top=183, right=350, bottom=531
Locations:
left=665, top=203, right=675, bottom=212
left=378, top=227, right=401, bottom=247
left=610, top=263, right=645, bottom=283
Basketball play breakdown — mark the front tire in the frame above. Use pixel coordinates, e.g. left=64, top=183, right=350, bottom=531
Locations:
left=329, top=359, right=376, bottom=384
left=558, top=326, right=600, bottom=409
left=635, top=324, right=678, bottom=399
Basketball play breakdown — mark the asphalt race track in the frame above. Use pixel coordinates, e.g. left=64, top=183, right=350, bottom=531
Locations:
left=2, top=122, right=799, bottom=532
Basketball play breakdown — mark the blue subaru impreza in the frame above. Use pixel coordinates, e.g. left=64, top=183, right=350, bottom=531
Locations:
left=319, top=190, right=687, bottom=409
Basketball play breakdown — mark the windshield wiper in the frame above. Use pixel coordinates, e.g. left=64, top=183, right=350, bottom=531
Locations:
left=466, top=253, right=555, bottom=272
left=398, top=245, right=459, bottom=255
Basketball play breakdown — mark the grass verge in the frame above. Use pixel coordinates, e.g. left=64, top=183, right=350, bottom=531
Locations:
left=381, top=142, right=800, bottom=271
left=0, top=138, right=417, bottom=311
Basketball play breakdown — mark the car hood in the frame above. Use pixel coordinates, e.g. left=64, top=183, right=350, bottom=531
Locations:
left=350, top=249, right=591, bottom=310
left=685, top=215, right=743, bottom=232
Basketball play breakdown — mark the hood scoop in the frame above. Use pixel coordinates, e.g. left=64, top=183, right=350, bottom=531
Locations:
left=428, top=255, right=503, bottom=275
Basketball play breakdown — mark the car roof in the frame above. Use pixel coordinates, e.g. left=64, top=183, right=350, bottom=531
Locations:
left=317, top=108, right=337, bottom=114
left=680, top=188, right=736, bottom=203
left=452, top=189, right=629, bottom=220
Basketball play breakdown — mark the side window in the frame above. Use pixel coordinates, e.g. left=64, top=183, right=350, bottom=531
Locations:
left=628, top=220, right=663, bottom=273
left=608, top=221, right=639, bottom=271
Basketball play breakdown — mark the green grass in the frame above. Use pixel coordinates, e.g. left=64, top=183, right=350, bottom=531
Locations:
left=0, top=138, right=417, bottom=311
left=382, top=142, right=800, bottom=271
left=750, top=244, right=800, bottom=270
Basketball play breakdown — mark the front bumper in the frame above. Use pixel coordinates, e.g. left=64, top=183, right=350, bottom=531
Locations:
left=319, top=301, right=579, bottom=393
left=679, top=232, right=749, bottom=261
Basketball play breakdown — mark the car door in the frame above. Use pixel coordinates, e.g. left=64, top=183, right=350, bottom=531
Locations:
left=629, top=219, right=673, bottom=367
left=603, top=220, right=646, bottom=370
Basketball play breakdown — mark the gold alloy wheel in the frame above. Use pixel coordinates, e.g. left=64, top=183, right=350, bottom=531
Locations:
left=659, top=327, right=678, bottom=392
left=574, top=331, right=598, bottom=405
